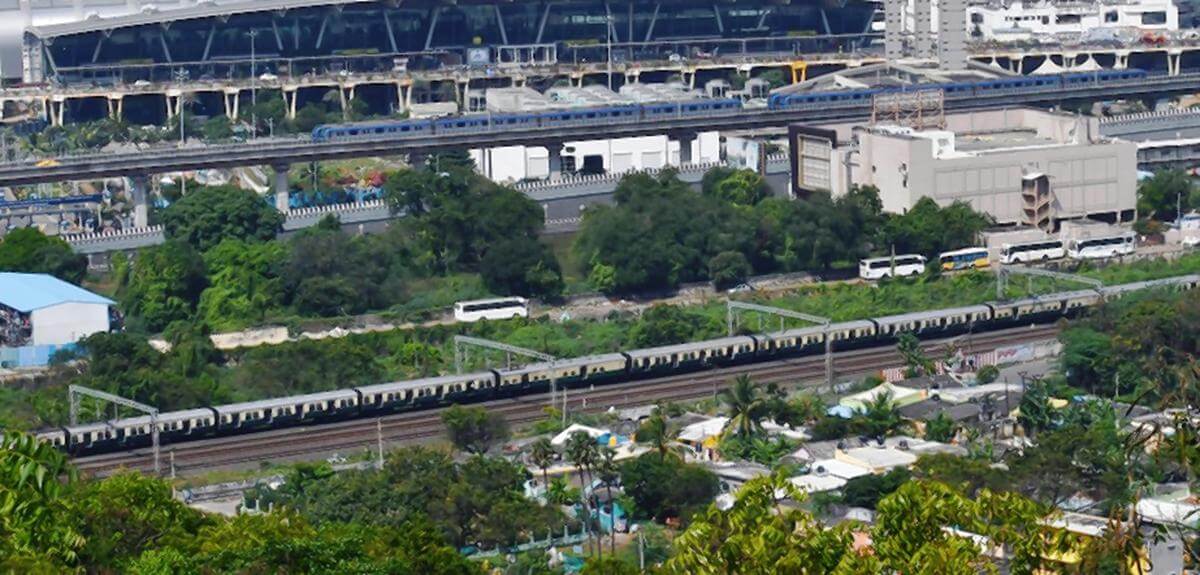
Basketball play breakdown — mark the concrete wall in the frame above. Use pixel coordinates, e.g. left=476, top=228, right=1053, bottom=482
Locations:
left=472, top=133, right=720, bottom=183
left=30, top=302, right=109, bottom=346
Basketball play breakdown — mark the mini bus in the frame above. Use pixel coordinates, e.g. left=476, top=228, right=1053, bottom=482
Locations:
left=859, top=255, right=927, bottom=280
left=998, top=240, right=1065, bottom=264
left=453, top=297, right=529, bottom=322
left=1068, top=233, right=1135, bottom=260
left=938, top=247, right=990, bottom=271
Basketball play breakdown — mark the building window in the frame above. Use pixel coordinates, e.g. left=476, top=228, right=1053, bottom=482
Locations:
left=1142, top=11, right=1167, bottom=24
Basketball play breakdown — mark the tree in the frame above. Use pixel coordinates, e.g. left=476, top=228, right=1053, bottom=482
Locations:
left=201, top=116, right=234, bottom=141
left=897, top=332, right=934, bottom=376
left=566, top=431, right=602, bottom=557
left=923, top=411, right=958, bottom=443
left=708, top=251, right=752, bottom=290
left=702, top=167, right=769, bottom=206
left=119, top=240, right=208, bottom=331
left=628, top=304, right=716, bottom=348
left=0, top=431, right=83, bottom=569
left=160, top=185, right=284, bottom=252
left=664, top=474, right=852, bottom=574
left=1137, top=169, right=1192, bottom=222
left=440, top=404, right=510, bottom=455
left=70, top=472, right=208, bottom=570
left=581, top=557, right=638, bottom=575
left=529, top=437, right=556, bottom=490
left=479, top=236, right=564, bottom=299
left=881, top=197, right=992, bottom=258
left=858, top=391, right=905, bottom=438
left=635, top=408, right=679, bottom=460
left=196, top=238, right=288, bottom=330
left=0, top=227, right=87, bottom=284
left=720, top=375, right=769, bottom=439
left=1017, top=378, right=1056, bottom=437
left=840, top=467, right=912, bottom=509
left=619, top=453, right=719, bottom=523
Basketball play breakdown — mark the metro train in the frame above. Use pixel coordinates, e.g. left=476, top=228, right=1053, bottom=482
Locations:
left=310, top=69, right=1148, bottom=142
left=38, top=274, right=1199, bottom=457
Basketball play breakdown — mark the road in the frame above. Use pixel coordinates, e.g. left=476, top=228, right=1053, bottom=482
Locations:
left=7, top=73, right=1200, bottom=187
left=72, top=324, right=1059, bottom=478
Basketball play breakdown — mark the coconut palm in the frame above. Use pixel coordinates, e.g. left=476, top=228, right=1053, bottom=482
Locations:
left=529, top=437, right=556, bottom=493
left=566, top=431, right=601, bottom=557
left=720, top=375, right=769, bottom=439
left=596, top=447, right=620, bottom=556
left=635, top=408, right=680, bottom=460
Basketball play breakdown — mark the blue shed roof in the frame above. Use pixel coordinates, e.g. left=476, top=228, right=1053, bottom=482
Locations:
left=0, top=273, right=114, bottom=313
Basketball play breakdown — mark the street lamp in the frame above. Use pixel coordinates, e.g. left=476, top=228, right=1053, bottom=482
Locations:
left=606, top=13, right=614, bottom=91
left=172, top=68, right=188, bottom=146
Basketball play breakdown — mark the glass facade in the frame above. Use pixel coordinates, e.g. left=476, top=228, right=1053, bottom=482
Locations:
left=30, top=0, right=876, bottom=83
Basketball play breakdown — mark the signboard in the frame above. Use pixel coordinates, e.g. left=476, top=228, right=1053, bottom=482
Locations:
left=466, top=48, right=491, bottom=67
left=787, top=125, right=838, bottom=197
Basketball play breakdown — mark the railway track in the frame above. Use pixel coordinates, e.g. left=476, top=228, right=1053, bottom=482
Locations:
left=73, top=325, right=1059, bottom=477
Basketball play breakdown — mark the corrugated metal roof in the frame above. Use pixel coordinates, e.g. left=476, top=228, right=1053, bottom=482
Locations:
left=0, top=272, right=115, bottom=312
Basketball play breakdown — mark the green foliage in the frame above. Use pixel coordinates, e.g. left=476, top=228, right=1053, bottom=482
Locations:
left=580, top=556, right=639, bottom=575
left=708, top=251, right=752, bottom=290
left=701, top=166, right=769, bottom=206
left=897, top=332, right=934, bottom=376
left=197, top=238, right=288, bottom=330
left=719, top=375, right=771, bottom=439
left=881, top=197, right=993, bottom=258
left=629, top=304, right=721, bottom=348
left=923, top=411, right=958, bottom=443
left=1017, top=378, right=1056, bottom=437
left=479, top=236, right=564, bottom=299
left=200, top=116, right=234, bottom=141
left=619, top=452, right=719, bottom=523
left=1137, top=168, right=1193, bottom=222
left=119, top=241, right=208, bottom=332
left=160, top=184, right=284, bottom=252
left=0, top=431, right=82, bottom=569
left=258, top=446, right=567, bottom=551
left=575, top=171, right=889, bottom=294
left=975, top=364, right=1000, bottom=384
left=719, top=434, right=795, bottom=467
left=840, top=468, right=912, bottom=509
left=664, top=474, right=854, bottom=573
left=441, top=404, right=511, bottom=455
left=0, top=227, right=87, bottom=284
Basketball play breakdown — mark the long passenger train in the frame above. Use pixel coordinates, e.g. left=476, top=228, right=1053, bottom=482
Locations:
left=310, top=69, right=1148, bottom=142
left=39, top=274, right=1199, bottom=456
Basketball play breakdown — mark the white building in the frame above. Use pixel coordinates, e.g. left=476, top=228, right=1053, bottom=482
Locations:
left=796, top=108, right=1138, bottom=229
left=0, top=272, right=113, bottom=347
left=868, top=0, right=1178, bottom=43
left=969, top=0, right=1178, bottom=42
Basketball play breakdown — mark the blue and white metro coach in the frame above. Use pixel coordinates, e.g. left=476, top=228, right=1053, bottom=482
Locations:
left=39, top=274, right=1198, bottom=456
left=310, top=69, right=1148, bottom=142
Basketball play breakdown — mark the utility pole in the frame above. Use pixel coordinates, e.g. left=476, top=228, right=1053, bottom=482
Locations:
left=606, top=11, right=614, bottom=91
left=727, top=300, right=833, bottom=390
left=69, top=385, right=162, bottom=476
left=249, top=29, right=259, bottom=139
left=376, top=418, right=384, bottom=469
left=453, top=335, right=559, bottom=409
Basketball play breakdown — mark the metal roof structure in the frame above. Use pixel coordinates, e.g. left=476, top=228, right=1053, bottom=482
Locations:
left=0, top=272, right=114, bottom=313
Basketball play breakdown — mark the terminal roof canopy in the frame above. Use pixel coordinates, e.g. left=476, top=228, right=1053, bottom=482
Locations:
left=0, top=272, right=115, bottom=313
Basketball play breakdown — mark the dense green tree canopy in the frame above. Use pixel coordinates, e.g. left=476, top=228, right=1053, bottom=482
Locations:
left=1137, top=169, right=1195, bottom=222
left=619, top=452, right=719, bottom=523
left=0, top=228, right=87, bottom=284
left=160, top=185, right=284, bottom=252
left=117, top=241, right=208, bottom=332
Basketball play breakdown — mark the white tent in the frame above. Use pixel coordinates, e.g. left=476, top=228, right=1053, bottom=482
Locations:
left=1030, top=58, right=1065, bottom=75
left=551, top=423, right=609, bottom=447
left=1071, top=56, right=1102, bottom=72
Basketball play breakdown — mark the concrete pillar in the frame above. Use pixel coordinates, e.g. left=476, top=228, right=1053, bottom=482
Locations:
left=937, top=0, right=967, bottom=71
left=283, top=88, right=298, bottom=120
left=128, top=175, right=150, bottom=228
left=547, top=142, right=564, bottom=181
left=1115, top=51, right=1130, bottom=69
left=1169, top=50, right=1182, bottom=76
left=223, top=89, right=241, bottom=119
left=914, top=0, right=933, bottom=58
left=272, top=164, right=290, bottom=212
left=676, top=133, right=696, bottom=165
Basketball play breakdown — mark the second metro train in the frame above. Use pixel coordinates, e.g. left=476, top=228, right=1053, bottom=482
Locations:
left=310, top=69, right=1148, bottom=142
left=39, top=274, right=1198, bottom=457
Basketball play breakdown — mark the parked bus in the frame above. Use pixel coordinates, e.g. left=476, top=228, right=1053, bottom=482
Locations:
left=938, top=247, right=990, bottom=271
left=859, top=255, right=927, bottom=280
left=998, top=240, right=1065, bottom=264
left=1068, top=233, right=1135, bottom=260
left=454, top=297, right=529, bottom=322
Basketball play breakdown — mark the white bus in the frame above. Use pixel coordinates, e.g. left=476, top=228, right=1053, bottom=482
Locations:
left=859, top=255, right=927, bottom=280
left=998, top=240, right=1065, bottom=264
left=454, top=297, right=529, bottom=322
left=1068, top=233, right=1136, bottom=260
left=938, top=247, right=990, bottom=271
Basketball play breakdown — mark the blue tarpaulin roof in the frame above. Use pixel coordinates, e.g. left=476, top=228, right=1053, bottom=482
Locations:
left=0, top=273, right=114, bottom=313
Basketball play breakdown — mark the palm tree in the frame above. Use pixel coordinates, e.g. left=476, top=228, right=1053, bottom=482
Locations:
left=529, top=437, right=556, bottom=495
left=545, top=476, right=580, bottom=506
left=861, top=391, right=904, bottom=438
left=720, top=375, right=768, bottom=439
left=635, top=408, right=679, bottom=460
left=596, top=448, right=620, bottom=556
left=566, top=431, right=601, bottom=557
